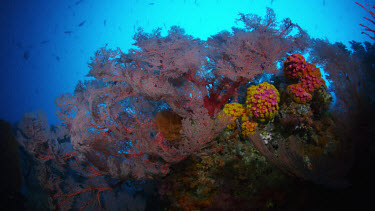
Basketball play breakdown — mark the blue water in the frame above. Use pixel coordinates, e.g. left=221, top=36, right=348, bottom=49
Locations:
left=0, top=0, right=373, bottom=125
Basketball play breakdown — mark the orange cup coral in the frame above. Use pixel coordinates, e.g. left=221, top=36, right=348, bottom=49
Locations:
left=246, top=82, right=280, bottom=122
left=284, top=54, right=326, bottom=103
left=283, top=53, right=306, bottom=80
left=223, top=103, right=246, bottom=129
left=241, top=116, right=258, bottom=136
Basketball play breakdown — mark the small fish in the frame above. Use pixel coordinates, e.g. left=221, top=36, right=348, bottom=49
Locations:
left=56, top=56, right=60, bottom=61
left=40, top=40, right=49, bottom=44
left=149, top=3, right=154, bottom=5
left=75, top=0, right=83, bottom=5
left=78, top=20, right=86, bottom=27
left=104, top=20, right=106, bottom=26
left=24, top=51, right=30, bottom=60
left=64, top=30, right=73, bottom=34
left=323, top=0, right=325, bottom=6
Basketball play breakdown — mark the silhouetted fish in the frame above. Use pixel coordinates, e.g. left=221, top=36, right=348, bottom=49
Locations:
left=149, top=3, right=154, bottom=5
left=75, top=0, right=83, bottom=5
left=78, top=20, right=86, bottom=27
left=323, top=0, right=325, bottom=6
left=56, top=56, right=60, bottom=61
left=24, top=51, right=30, bottom=60
left=64, top=31, right=73, bottom=34
left=40, top=40, right=49, bottom=44
left=104, top=20, right=106, bottom=26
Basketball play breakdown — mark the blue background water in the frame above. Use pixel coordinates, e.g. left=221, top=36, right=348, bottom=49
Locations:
left=0, top=0, right=373, bottom=125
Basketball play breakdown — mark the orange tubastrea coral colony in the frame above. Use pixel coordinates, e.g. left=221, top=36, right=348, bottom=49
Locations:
left=222, top=82, right=280, bottom=136
left=221, top=53, right=326, bottom=136
left=284, top=53, right=326, bottom=103
left=246, top=82, right=280, bottom=122
left=222, top=102, right=257, bottom=137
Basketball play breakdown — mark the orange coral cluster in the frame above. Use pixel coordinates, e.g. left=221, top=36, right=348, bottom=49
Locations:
left=223, top=103, right=246, bottom=129
left=284, top=54, right=326, bottom=103
left=246, top=82, right=280, bottom=122
left=222, top=82, right=280, bottom=136
left=283, top=53, right=306, bottom=80
left=241, top=116, right=258, bottom=136
left=287, top=84, right=312, bottom=103
left=222, top=103, right=257, bottom=136
left=300, top=63, right=325, bottom=93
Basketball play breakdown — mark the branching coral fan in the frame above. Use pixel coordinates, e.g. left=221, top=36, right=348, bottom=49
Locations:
left=356, top=2, right=375, bottom=40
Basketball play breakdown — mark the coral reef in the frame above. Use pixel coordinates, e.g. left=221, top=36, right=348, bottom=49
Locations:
left=13, top=5, right=375, bottom=211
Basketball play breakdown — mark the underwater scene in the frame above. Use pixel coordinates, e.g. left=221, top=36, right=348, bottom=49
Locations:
left=1, top=0, right=375, bottom=210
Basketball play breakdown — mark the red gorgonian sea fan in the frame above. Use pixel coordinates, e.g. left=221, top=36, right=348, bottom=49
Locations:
left=356, top=2, right=375, bottom=40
